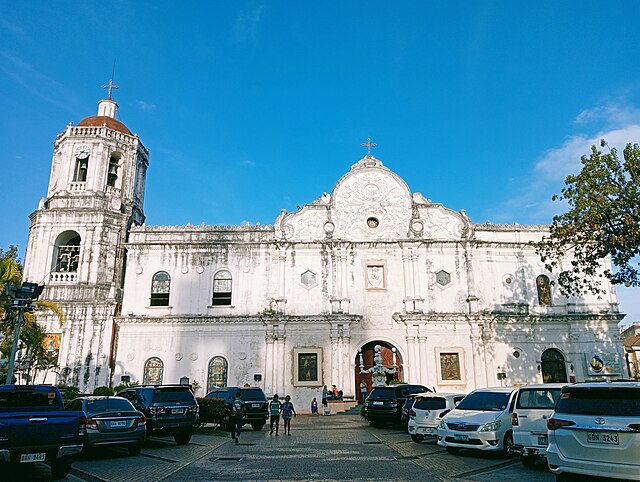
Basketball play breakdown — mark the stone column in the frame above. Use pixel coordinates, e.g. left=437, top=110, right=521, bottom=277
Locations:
left=265, top=334, right=275, bottom=396
left=330, top=334, right=339, bottom=387
left=411, top=253, right=423, bottom=311
left=276, top=336, right=286, bottom=395
left=417, top=335, right=428, bottom=387
left=406, top=334, right=417, bottom=383
left=464, top=243, right=479, bottom=313
left=402, top=253, right=412, bottom=312
left=341, top=251, right=349, bottom=307
left=277, top=254, right=286, bottom=313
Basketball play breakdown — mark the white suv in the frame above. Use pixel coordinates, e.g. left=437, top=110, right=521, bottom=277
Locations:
left=436, top=387, right=517, bottom=455
left=408, top=392, right=465, bottom=443
left=546, top=381, right=640, bottom=481
left=512, top=383, right=565, bottom=467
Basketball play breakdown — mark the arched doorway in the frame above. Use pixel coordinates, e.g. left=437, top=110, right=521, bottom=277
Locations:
left=354, top=341, right=403, bottom=403
left=541, top=348, right=568, bottom=383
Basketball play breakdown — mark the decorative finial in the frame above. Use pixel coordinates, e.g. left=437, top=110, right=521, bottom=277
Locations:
left=361, top=137, right=377, bottom=156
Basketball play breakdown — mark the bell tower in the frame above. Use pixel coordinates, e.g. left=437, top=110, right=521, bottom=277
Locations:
left=23, top=83, right=149, bottom=390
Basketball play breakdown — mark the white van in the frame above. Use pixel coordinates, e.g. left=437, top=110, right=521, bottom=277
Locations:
left=511, top=383, right=565, bottom=467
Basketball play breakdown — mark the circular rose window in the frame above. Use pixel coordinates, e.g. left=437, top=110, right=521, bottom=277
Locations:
left=367, top=217, right=379, bottom=228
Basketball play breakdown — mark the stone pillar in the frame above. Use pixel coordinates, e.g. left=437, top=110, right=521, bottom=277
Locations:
left=464, top=243, right=479, bottom=313
left=411, top=253, right=423, bottom=312
left=277, top=254, right=286, bottom=313
left=330, top=334, right=339, bottom=388
left=417, top=335, right=428, bottom=387
left=406, top=334, right=417, bottom=383
left=402, top=253, right=413, bottom=312
left=265, top=335, right=275, bottom=396
left=276, top=336, right=286, bottom=395
left=341, top=251, right=349, bottom=308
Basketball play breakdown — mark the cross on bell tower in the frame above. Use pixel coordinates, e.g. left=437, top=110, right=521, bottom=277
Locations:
left=361, top=137, right=377, bottom=156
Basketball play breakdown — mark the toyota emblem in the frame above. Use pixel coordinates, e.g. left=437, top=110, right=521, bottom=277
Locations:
left=594, top=417, right=606, bottom=425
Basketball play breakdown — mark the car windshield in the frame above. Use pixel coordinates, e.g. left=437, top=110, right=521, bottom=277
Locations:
left=0, top=389, right=59, bottom=410
left=555, top=387, right=640, bottom=416
left=516, top=388, right=561, bottom=409
left=85, top=398, right=135, bottom=415
left=153, top=388, right=195, bottom=403
left=455, top=391, right=511, bottom=411
left=414, top=397, right=447, bottom=410
left=368, top=388, right=397, bottom=400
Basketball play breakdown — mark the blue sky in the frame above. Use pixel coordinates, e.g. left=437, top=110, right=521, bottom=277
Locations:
left=1, top=1, right=639, bottom=324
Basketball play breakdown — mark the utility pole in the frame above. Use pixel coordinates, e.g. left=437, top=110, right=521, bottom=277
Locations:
left=5, top=282, right=44, bottom=384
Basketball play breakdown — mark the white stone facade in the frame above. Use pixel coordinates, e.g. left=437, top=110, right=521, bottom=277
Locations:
left=23, top=98, right=626, bottom=398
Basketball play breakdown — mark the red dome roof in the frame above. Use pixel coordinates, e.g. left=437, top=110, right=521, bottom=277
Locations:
left=77, top=116, right=131, bottom=135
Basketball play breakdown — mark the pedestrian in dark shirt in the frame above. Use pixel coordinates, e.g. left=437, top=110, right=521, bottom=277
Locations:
left=269, top=394, right=282, bottom=436
left=282, top=395, right=296, bottom=435
left=230, top=391, right=245, bottom=444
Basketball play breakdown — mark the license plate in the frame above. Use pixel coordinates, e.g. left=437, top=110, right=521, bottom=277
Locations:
left=20, top=452, right=46, bottom=463
left=372, top=401, right=383, bottom=405
left=454, top=434, right=469, bottom=441
left=587, top=431, right=619, bottom=445
left=537, top=435, right=548, bottom=446
left=172, top=408, right=184, bottom=415
left=110, top=420, right=127, bottom=428
left=252, top=403, right=260, bottom=408
left=417, top=428, right=434, bottom=435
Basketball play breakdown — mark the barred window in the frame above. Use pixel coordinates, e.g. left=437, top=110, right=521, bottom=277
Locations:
left=207, top=356, right=228, bottom=392
left=212, top=270, right=232, bottom=306
left=150, top=271, right=170, bottom=306
left=143, top=357, right=164, bottom=385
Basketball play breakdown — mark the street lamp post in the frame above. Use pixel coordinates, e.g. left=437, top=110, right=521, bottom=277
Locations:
left=5, top=282, right=44, bottom=385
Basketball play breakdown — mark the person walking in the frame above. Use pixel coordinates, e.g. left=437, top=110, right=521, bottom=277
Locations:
left=281, top=395, right=296, bottom=435
left=269, top=394, right=282, bottom=435
left=230, top=391, right=245, bottom=444
left=360, top=380, right=368, bottom=403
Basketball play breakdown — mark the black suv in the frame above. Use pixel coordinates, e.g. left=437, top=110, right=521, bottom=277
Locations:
left=118, top=385, right=199, bottom=445
left=206, top=386, right=268, bottom=431
left=364, top=384, right=431, bottom=427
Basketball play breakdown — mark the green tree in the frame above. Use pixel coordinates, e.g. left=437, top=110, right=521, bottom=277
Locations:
left=537, top=140, right=640, bottom=296
left=0, top=246, right=64, bottom=383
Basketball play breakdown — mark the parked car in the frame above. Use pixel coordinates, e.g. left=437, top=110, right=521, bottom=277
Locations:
left=206, top=386, right=269, bottom=431
left=436, top=386, right=518, bottom=456
left=408, top=392, right=466, bottom=443
left=546, top=381, right=640, bottom=481
left=511, top=383, right=565, bottom=467
left=0, top=385, right=84, bottom=479
left=400, top=393, right=423, bottom=432
left=364, top=384, right=431, bottom=427
left=66, top=396, right=146, bottom=455
left=118, top=385, right=198, bottom=445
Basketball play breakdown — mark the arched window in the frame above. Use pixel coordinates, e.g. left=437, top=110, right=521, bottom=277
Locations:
left=541, top=348, right=567, bottom=383
left=143, top=357, right=164, bottom=385
left=207, top=356, right=228, bottom=392
left=53, top=231, right=81, bottom=273
left=106, top=153, right=120, bottom=187
left=212, top=270, right=232, bottom=306
left=150, top=271, right=170, bottom=306
left=536, top=275, right=552, bottom=306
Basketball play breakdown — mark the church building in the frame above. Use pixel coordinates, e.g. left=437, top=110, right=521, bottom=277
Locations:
left=22, top=90, right=626, bottom=400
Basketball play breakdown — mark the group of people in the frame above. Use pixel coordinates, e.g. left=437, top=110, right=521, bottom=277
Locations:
left=228, top=392, right=297, bottom=443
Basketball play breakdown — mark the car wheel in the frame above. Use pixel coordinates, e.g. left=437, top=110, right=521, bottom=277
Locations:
left=411, top=434, right=424, bottom=443
left=520, top=453, right=536, bottom=468
left=502, top=431, right=515, bottom=457
left=251, top=422, right=265, bottom=431
left=128, top=444, right=142, bottom=456
left=174, top=431, right=192, bottom=445
left=445, top=447, right=461, bottom=455
left=50, top=458, right=72, bottom=479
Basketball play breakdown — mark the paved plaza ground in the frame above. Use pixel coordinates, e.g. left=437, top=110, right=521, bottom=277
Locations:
left=3, top=413, right=588, bottom=481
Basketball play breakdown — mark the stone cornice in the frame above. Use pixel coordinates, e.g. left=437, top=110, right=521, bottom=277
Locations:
left=474, top=222, right=549, bottom=232
left=115, top=313, right=363, bottom=325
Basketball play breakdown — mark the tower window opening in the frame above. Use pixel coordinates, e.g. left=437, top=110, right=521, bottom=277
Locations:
left=107, top=154, right=119, bottom=187
left=73, top=157, right=88, bottom=182
left=53, top=231, right=81, bottom=273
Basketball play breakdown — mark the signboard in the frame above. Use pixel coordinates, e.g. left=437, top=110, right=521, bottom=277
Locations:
left=585, top=352, right=622, bottom=376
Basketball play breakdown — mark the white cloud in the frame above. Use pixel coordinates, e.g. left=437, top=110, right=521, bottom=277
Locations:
left=233, top=5, right=265, bottom=41
left=488, top=102, right=640, bottom=225
left=242, top=159, right=256, bottom=167
left=135, top=100, right=157, bottom=111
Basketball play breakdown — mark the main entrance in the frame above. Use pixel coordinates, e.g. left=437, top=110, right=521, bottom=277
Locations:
left=354, top=341, right=403, bottom=403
